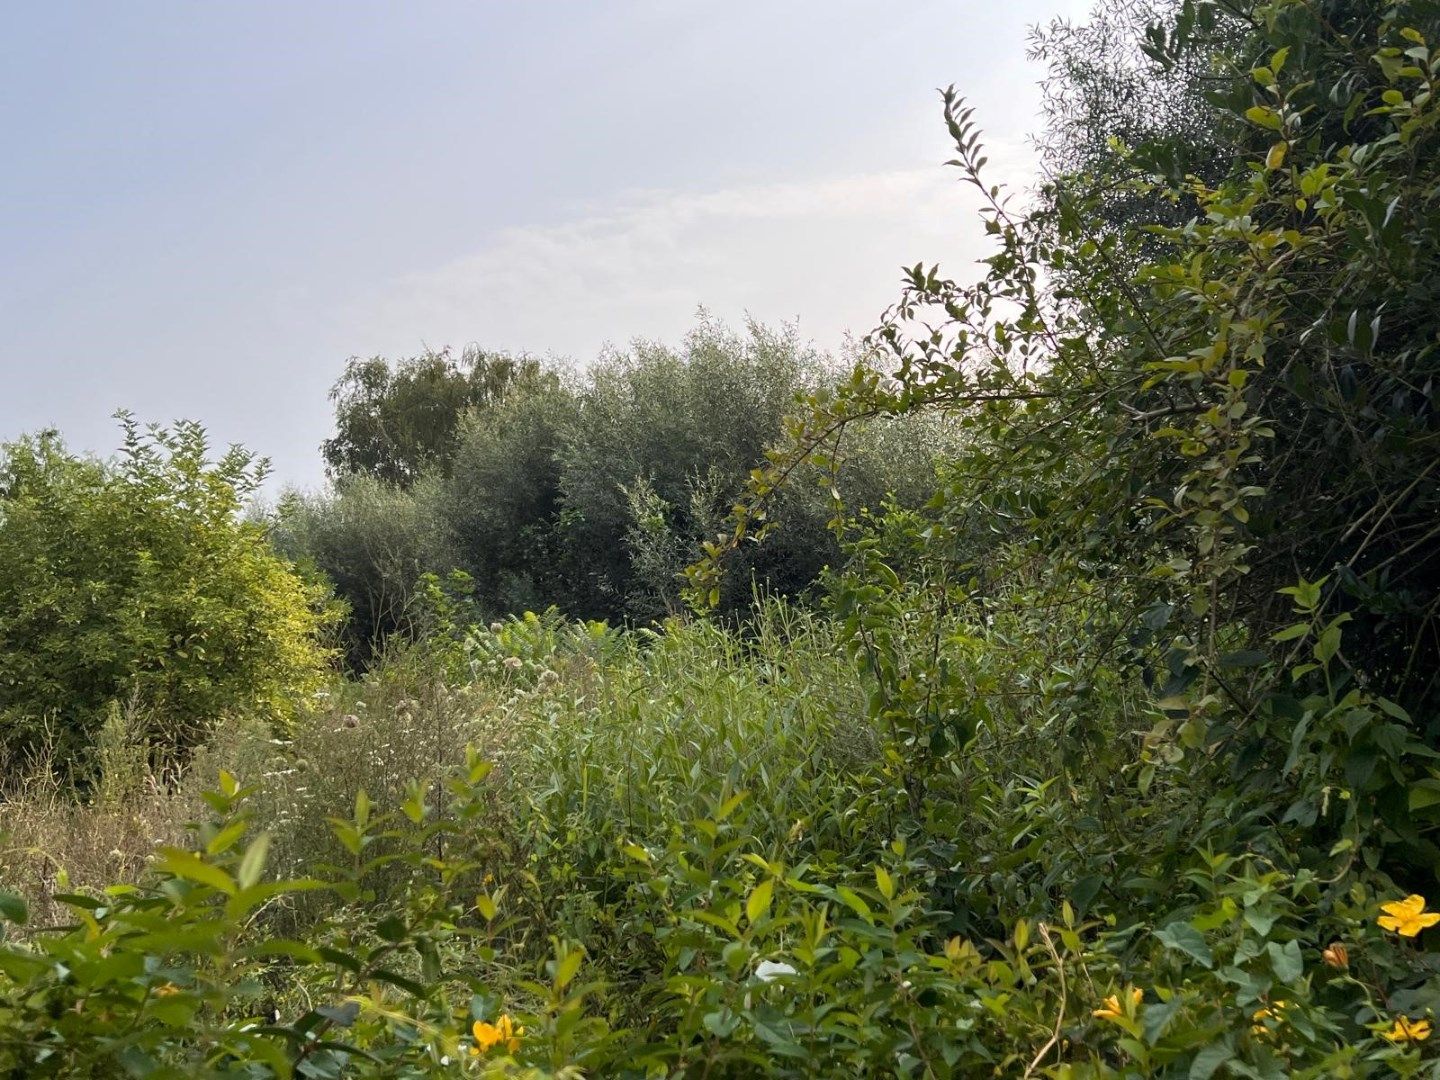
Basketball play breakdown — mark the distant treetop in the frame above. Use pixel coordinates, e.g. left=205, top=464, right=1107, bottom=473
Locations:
left=321, top=345, right=550, bottom=487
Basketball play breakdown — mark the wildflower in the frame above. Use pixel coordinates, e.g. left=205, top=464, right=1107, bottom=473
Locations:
left=1251, top=1000, right=1287, bottom=1035
left=1384, top=1016, right=1432, bottom=1043
left=471, top=1014, right=523, bottom=1054
left=1093, top=987, right=1143, bottom=1022
left=1378, top=894, right=1440, bottom=937
left=503, top=656, right=523, bottom=671
left=755, top=960, right=797, bottom=983
left=152, top=983, right=181, bottom=997
left=1321, top=941, right=1349, bottom=969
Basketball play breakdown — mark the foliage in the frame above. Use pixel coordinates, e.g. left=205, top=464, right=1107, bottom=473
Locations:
left=299, top=318, right=945, bottom=642
left=5, top=0, right=1440, bottom=1074
left=269, top=478, right=448, bottom=669
left=697, top=0, right=1440, bottom=874
left=552, top=318, right=835, bottom=617
left=322, top=347, right=550, bottom=488
left=1028, top=0, right=1247, bottom=261
left=0, top=417, right=336, bottom=772
left=3, top=604, right=1439, bottom=1076
left=432, top=378, right=577, bottom=618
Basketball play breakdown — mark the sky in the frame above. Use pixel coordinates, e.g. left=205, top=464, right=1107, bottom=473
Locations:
left=1, top=0, right=1092, bottom=489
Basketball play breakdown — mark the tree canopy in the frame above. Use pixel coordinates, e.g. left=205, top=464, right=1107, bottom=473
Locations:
left=321, top=346, right=550, bottom=487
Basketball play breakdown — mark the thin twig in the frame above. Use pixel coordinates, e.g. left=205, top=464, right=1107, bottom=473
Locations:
left=1023, top=922, right=1067, bottom=1079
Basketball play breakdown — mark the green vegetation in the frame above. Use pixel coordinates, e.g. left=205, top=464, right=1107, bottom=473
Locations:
left=322, top=348, right=551, bottom=490
left=0, top=416, right=336, bottom=773
left=282, top=318, right=946, bottom=660
left=3, top=0, right=1440, bottom=1075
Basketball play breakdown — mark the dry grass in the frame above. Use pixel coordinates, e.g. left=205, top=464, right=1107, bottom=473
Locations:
left=0, top=770, right=190, bottom=930
left=0, top=652, right=517, bottom=931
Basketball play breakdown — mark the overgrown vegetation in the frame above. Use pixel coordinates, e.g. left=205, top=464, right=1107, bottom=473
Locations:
left=3, top=0, right=1440, bottom=1075
left=0, top=417, right=336, bottom=774
left=281, top=318, right=947, bottom=661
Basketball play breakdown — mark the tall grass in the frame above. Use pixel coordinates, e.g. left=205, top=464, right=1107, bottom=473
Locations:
left=0, top=602, right=870, bottom=944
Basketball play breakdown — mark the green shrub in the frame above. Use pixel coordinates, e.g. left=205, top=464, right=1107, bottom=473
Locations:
left=270, top=477, right=448, bottom=669
left=299, top=318, right=946, bottom=638
left=433, top=378, right=578, bottom=617
left=0, top=417, right=336, bottom=773
left=3, top=649, right=1437, bottom=1076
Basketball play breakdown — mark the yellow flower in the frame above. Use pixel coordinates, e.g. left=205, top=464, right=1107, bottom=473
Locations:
left=1378, top=894, right=1440, bottom=937
left=152, top=983, right=181, bottom=997
left=1384, top=1016, right=1432, bottom=1043
left=471, top=1014, right=523, bottom=1054
left=1321, top=942, right=1349, bottom=969
left=1251, top=1000, right=1288, bottom=1035
left=1092, top=987, right=1143, bottom=1022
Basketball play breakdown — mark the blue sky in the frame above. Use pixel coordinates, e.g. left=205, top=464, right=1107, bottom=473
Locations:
left=1, top=0, right=1089, bottom=488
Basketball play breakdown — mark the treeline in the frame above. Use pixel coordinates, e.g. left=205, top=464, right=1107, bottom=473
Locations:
left=272, top=318, right=948, bottom=663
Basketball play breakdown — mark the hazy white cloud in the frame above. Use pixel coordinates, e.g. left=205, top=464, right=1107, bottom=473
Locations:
left=348, top=138, right=1036, bottom=365
left=4, top=1, right=1076, bottom=487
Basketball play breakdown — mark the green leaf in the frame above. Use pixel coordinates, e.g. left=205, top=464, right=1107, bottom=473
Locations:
left=157, top=848, right=237, bottom=896
left=1143, top=998, right=1182, bottom=1045
left=1314, top=622, right=1344, bottom=663
left=1154, top=921, right=1213, bottom=968
left=553, top=946, right=583, bottom=991
left=1267, top=940, right=1303, bottom=983
left=205, top=819, right=248, bottom=856
left=620, top=843, right=651, bottom=864
left=237, top=833, right=270, bottom=890
left=834, top=886, right=874, bottom=924
left=1271, top=622, right=1310, bottom=642
left=1189, top=1039, right=1233, bottom=1080
left=1245, top=105, right=1282, bottom=130
left=0, top=893, right=27, bottom=925
left=746, top=879, right=775, bottom=925
left=1409, top=780, right=1440, bottom=811
left=715, top=791, right=749, bottom=821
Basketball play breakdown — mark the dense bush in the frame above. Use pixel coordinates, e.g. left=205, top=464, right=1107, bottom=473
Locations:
left=549, top=318, right=943, bottom=620
left=3, top=604, right=1438, bottom=1076
left=288, top=318, right=947, bottom=652
left=0, top=417, right=336, bottom=772
left=270, top=477, right=449, bottom=669
left=433, top=376, right=578, bottom=617
left=703, top=0, right=1440, bottom=873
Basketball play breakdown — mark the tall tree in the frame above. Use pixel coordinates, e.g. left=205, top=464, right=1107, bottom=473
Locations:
left=321, top=345, right=548, bottom=487
left=1028, top=0, right=1248, bottom=267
